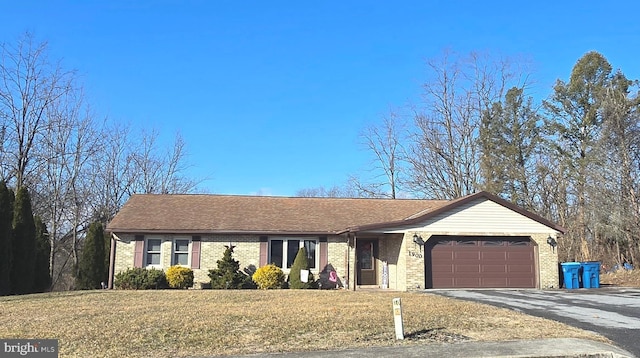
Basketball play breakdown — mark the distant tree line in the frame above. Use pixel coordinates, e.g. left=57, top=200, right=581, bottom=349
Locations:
left=0, top=33, right=199, bottom=292
left=298, top=50, right=640, bottom=267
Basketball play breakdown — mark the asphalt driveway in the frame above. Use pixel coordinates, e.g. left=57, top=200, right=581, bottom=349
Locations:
left=430, top=288, right=640, bottom=357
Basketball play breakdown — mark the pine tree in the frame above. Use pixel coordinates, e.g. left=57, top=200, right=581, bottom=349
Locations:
left=289, top=247, right=315, bottom=289
left=208, top=246, right=248, bottom=289
left=76, top=222, right=106, bottom=289
left=11, top=187, right=36, bottom=294
left=33, top=216, right=51, bottom=292
left=479, top=86, right=541, bottom=209
left=0, top=182, right=13, bottom=295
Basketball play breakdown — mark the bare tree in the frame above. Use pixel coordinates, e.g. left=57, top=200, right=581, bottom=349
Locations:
left=0, top=34, right=204, bottom=290
left=295, top=185, right=355, bottom=198
left=352, top=109, right=406, bottom=199
left=127, top=129, right=198, bottom=195
left=28, top=84, right=101, bottom=288
left=0, top=33, right=75, bottom=189
left=404, top=51, right=522, bottom=199
left=89, top=122, right=136, bottom=223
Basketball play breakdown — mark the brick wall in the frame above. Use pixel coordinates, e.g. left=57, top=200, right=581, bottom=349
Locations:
left=112, top=234, right=135, bottom=275
left=326, top=236, right=348, bottom=288
left=377, top=234, right=403, bottom=290
left=197, top=235, right=261, bottom=284
left=404, top=232, right=425, bottom=291
left=532, top=233, right=559, bottom=289
left=112, top=233, right=350, bottom=288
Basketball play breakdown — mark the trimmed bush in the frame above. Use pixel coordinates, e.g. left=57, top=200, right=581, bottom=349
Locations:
left=166, top=265, right=194, bottom=289
left=288, top=247, right=315, bottom=289
left=114, top=268, right=167, bottom=290
left=252, top=264, right=285, bottom=289
left=208, top=246, right=250, bottom=289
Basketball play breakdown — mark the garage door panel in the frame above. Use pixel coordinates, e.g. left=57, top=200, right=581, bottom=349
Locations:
left=508, top=278, right=535, bottom=287
left=432, top=264, right=454, bottom=273
left=481, top=278, right=508, bottom=287
left=507, top=251, right=533, bottom=260
left=508, top=264, right=534, bottom=273
left=482, top=251, right=507, bottom=260
left=427, top=236, right=535, bottom=289
left=432, top=278, right=455, bottom=288
left=431, top=251, right=454, bottom=260
left=454, top=277, right=482, bottom=287
left=454, top=251, right=481, bottom=260
left=455, top=264, right=480, bottom=273
left=482, top=264, right=507, bottom=273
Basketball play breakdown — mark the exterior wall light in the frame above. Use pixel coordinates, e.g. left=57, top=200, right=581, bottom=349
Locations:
left=413, top=234, right=425, bottom=246
left=547, top=236, right=557, bottom=252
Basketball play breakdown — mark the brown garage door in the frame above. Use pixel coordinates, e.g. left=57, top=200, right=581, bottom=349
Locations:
left=425, top=236, right=536, bottom=288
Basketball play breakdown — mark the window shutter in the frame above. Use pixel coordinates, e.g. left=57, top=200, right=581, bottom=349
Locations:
left=133, top=235, right=144, bottom=268
left=259, top=236, right=268, bottom=267
left=191, top=236, right=201, bottom=269
left=319, top=236, right=328, bottom=271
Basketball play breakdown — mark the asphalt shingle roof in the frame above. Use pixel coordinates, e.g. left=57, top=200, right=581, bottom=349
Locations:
left=106, top=194, right=448, bottom=234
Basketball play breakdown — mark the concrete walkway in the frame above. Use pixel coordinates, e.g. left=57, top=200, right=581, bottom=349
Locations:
left=224, top=338, right=634, bottom=358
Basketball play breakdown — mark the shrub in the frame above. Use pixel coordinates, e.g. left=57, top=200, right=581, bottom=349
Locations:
left=288, top=247, right=315, bottom=289
left=114, top=268, right=167, bottom=289
left=252, top=264, right=285, bottom=289
left=166, top=265, right=194, bottom=289
left=208, top=246, right=251, bottom=289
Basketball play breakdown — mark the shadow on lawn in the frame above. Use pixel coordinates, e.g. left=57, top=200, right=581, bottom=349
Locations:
left=405, top=328, right=470, bottom=343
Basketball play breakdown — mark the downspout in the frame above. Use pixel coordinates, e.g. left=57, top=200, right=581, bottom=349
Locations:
left=107, top=233, right=117, bottom=289
left=345, top=233, right=350, bottom=289
left=353, top=233, right=357, bottom=291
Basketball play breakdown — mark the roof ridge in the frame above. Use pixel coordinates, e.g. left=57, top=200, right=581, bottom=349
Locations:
left=132, top=193, right=437, bottom=201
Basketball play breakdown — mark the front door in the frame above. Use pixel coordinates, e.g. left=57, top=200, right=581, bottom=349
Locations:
left=357, top=239, right=378, bottom=285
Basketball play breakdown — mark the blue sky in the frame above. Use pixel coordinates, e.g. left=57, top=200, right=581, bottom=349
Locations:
left=2, top=1, right=639, bottom=196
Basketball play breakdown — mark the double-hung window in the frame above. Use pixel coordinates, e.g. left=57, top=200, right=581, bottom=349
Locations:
left=172, top=238, right=190, bottom=266
left=145, top=238, right=162, bottom=267
left=269, top=238, right=317, bottom=269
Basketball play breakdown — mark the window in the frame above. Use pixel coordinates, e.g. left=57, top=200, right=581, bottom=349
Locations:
left=146, top=239, right=162, bottom=266
left=269, top=238, right=318, bottom=269
left=173, top=239, right=190, bottom=265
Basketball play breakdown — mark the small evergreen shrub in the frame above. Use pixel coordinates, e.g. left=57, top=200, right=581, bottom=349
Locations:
left=208, top=246, right=251, bottom=289
left=114, top=268, right=167, bottom=289
left=166, top=265, right=194, bottom=289
left=252, top=264, right=285, bottom=289
left=288, top=247, right=315, bottom=289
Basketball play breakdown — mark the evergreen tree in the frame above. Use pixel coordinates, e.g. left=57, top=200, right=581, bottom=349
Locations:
left=289, top=247, right=315, bottom=289
left=76, top=222, right=106, bottom=289
left=104, top=234, right=111, bottom=287
left=33, top=216, right=51, bottom=292
left=208, top=246, right=247, bottom=289
left=0, top=181, right=13, bottom=295
left=11, top=187, right=36, bottom=294
left=479, top=86, right=541, bottom=209
left=544, top=51, right=613, bottom=261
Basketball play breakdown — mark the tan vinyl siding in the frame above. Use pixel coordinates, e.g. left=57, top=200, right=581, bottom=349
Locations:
left=379, top=198, right=556, bottom=235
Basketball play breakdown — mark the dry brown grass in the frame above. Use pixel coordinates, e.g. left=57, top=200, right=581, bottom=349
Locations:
left=601, top=269, right=640, bottom=287
left=0, top=290, right=604, bottom=357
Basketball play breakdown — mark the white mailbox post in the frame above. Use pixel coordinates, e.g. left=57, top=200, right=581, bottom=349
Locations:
left=392, top=297, right=404, bottom=340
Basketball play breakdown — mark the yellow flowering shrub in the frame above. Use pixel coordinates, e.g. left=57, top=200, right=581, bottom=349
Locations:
left=252, top=264, right=285, bottom=289
left=166, top=265, right=194, bottom=289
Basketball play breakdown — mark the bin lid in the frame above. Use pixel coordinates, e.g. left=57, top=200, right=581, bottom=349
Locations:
left=561, top=262, right=582, bottom=266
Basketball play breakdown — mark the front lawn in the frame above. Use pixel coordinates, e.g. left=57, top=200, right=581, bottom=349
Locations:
left=0, top=290, right=604, bottom=357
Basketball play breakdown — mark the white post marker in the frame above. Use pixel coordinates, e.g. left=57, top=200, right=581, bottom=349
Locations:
left=392, top=297, right=404, bottom=340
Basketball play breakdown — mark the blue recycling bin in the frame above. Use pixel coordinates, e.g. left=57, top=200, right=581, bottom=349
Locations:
left=581, top=262, right=601, bottom=288
left=561, top=262, right=581, bottom=289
